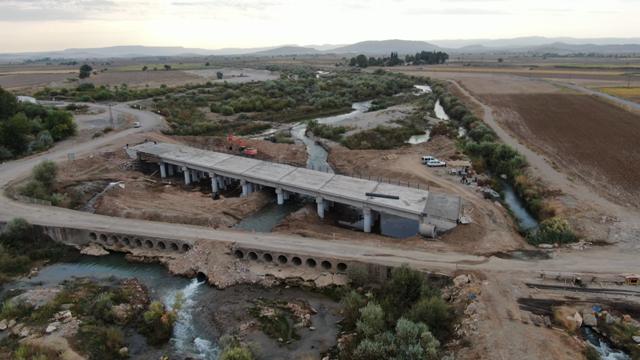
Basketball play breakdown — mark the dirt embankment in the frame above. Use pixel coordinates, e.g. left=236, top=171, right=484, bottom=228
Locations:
left=175, top=135, right=308, bottom=167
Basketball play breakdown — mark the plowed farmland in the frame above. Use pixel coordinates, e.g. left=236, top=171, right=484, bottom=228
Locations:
left=487, top=93, right=640, bottom=207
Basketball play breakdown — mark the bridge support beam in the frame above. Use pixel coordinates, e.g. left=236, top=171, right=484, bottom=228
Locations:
left=316, top=197, right=325, bottom=219
left=210, top=173, right=219, bottom=194
left=182, top=167, right=191, bottom=185
left=276, top=188, right=284, bottom=205
left=241, top=180, right=249, bottom=197
left=363, top=208, right=372, bottom=233
left=159, top=162, right=166, bottom=178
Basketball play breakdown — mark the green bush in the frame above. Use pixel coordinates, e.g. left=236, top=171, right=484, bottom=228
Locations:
left=340, top=290, right=366, bottom=330
left=220, top=346, right=254, bottom=360
left=77, top=325, right=126, bottom=360
left=356, top=303, right=385, bottom=339
left=407, top=296, right=455, bottom=341
left=526, top=217, right=577, bottom=245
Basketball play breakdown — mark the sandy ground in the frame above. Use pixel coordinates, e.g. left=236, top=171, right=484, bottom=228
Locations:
left=336, top=104, right=414, bottom=135
left=185, top=68, right=279, bottom=83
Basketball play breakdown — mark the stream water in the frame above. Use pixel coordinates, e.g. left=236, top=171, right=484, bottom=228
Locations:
left=501, top=181, right=539, bottom=231
left=581, top=326, right=630, bottom=360
left=2, top=254, right=218, bottom=358
left=291, top=101, right=372, bottom=172
left=2, top=254, right=341, bottom=359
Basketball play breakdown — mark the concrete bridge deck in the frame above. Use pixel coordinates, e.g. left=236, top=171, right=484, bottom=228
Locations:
left=131, top=142, right=462, bottom=234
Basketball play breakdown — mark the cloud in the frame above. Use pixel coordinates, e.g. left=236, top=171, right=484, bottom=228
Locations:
left=170, top=0, right=279, bottom=11
left=408, top=7, right=509, bottom=15
left=0, top=0, right=120, bottom=21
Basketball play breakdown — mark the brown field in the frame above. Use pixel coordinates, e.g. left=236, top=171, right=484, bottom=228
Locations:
left=487, top=93, right=640, bottom=207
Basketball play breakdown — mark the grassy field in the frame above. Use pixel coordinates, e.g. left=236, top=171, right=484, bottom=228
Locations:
left=599, top=87, right=640, bottom=102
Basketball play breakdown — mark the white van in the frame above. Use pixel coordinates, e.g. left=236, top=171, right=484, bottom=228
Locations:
left=421, top=156, right=434, bottom=164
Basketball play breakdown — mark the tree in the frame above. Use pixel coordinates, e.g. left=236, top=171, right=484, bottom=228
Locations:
left=205, top=62, right=211, bottom=66
left=0, top=113, right=30, bottom=154
left=0, top=86, right=18, bottom=119
left=164, top=64, right=172, bottom=71
left=381, top=265, right=426, bottom=321
left=216, top=71, right=224, bottom=80
left=355, top=54, right=368, bottom=68
left=32, top=160, right=57, bottom=191
left=142, top=66, right=148, bottom=71
left=79, top=64, right=93, bottom=79
left=407, top=296, right=454, bottom=341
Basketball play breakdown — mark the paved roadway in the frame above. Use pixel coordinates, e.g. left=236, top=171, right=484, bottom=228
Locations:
left=0, top=102, right=638, bottom=278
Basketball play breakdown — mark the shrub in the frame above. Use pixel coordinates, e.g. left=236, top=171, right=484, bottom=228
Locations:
left=77, top=325, right=126, bottom=360
left=356, top=303, right=385, bottom=339
left=407, top=296, right=455, bottom=341
left=220, top=346, right=254, bottom=360
left=340, top=290, right=366, bottom=330
left=32, top=160, right=57, bottom=190
left=380, top=265, right=426, bottom=322
left=526, top=217, right=577, bottom=245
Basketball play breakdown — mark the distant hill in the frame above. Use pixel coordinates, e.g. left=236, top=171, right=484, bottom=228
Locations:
left=249, top=46, right=321, bottom=56
left=330, top=40, right=441, bottom=55
left=2, top=37, right=640, bottom=62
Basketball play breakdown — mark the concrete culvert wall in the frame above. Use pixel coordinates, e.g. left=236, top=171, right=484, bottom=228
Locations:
left=109, top=235, right=118, bottom=245
left=170, top=243, right=179, bottom=251
left=263, top=253, right=273, bottom=262
left=337, top=263, right=348, bottom=272
left=135, top=238, right=142, bottom=247
left=292, top=257, right=302, bottom=266
left=182, top=244, right=191, bottom=252
left=248, top=252, right=258, bottom=260
left=157, top=241, right=166, bottom=250
left=321, top=261, right=332, bottom=270
left=278, top=255, right=288, bottom=264
left=99, top=234, right=107, bottom=242
left=122, top=237, right=130, bottom=246
left=234, top=250, right=244, bottom=259
left=144, top=240, right=153, bottom=249
left=196, top=272, right=208, bottom=282
left=306, top=258, right=317, bottom=268
left=89, top=232, right=97, bottom=241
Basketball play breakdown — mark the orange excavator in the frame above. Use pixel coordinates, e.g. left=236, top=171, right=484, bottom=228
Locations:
left=227, top=134, right=258, bottom=156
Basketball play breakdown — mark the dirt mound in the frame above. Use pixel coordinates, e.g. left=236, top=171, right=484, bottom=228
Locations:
left=174, top=135, right=307, bottom=167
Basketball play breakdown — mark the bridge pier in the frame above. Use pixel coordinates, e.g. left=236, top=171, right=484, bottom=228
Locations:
left=210, top=173, right=219, bottom=194
left=241, top=180, right=249, bottom=197
left=276, top=188, right=284, bottom=205
left=182, top=167, right=191, bottom=185
left=363, top=208, right=372, bottom=233
left=159, top=162, right=166, bottom=178
left=316, top=197, right=325, bottom=219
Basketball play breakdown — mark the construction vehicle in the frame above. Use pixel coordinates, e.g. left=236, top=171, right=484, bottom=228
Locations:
left=227, top=134, right=258, bottom=156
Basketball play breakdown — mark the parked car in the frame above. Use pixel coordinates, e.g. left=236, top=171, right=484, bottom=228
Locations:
left=133, top=121, right=142, bottom=128
left=426, top=159, right=446, bottom=167
left=421, top=156, right=435, bottom=164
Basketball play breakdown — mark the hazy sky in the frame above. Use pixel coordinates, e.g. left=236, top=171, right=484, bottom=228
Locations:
left=0, top=0, right=638, bottom=52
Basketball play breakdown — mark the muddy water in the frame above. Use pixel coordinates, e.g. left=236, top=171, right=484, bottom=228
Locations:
left=4, top=254, right=340, bottom=360
left=235, top=198, right=305, bottom=232
left=501, top=181, right=539, bottom=231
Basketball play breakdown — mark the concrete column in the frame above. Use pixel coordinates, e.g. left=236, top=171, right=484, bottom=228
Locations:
left=241, top=180, right=249, bottom=197
left=210, top=173, right=219, bottom=193
left=316, top=197, right=325, bottom=219
left=218, top=177, right=225, bottom=190
left=283, top=191, right=290, bottom=200
left=276, top=188, right=284, bottom=205
left=363, top=208, right=372, bottom=233
left=159, top=162, right=166, bottom=178
left=182, top=167, right=191, bottom=185
left=247, top=183, right=254, bottom=193
left=167, top=164, right=174, bottom=176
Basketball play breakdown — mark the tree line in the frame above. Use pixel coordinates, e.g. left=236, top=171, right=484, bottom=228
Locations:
left=0, top=86, right=76, bottom=160
left=349, top=51, right=449, bottom=68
